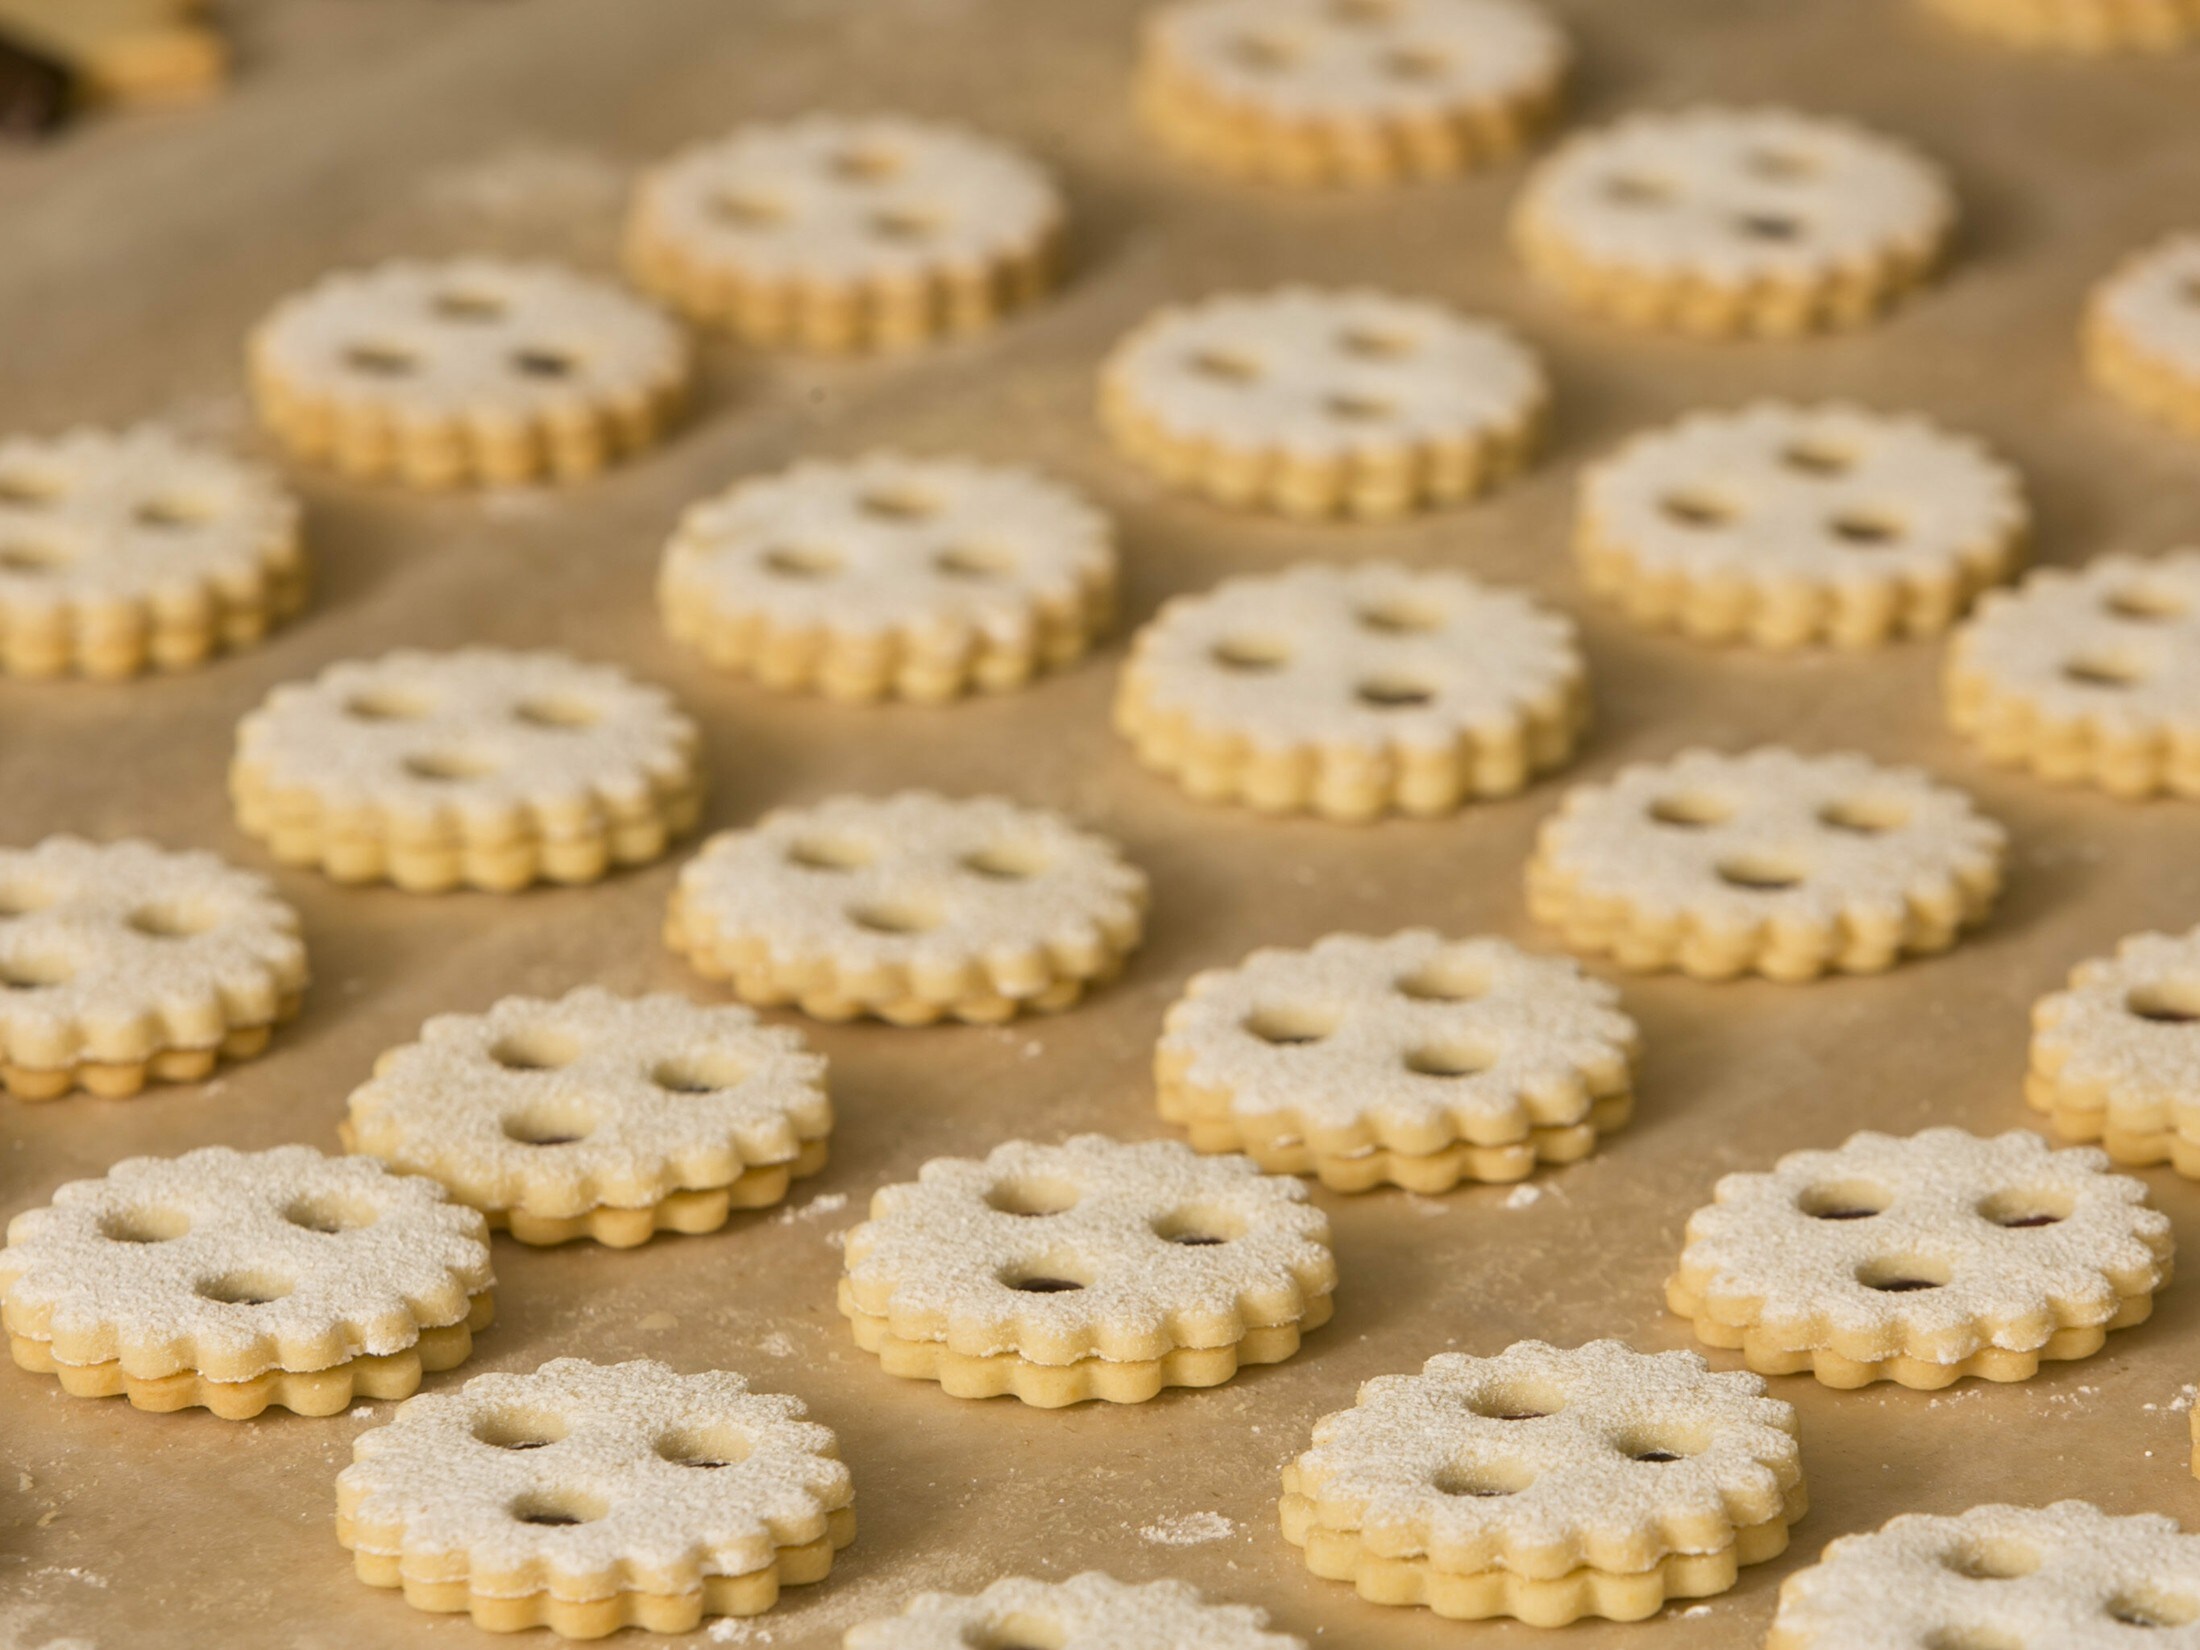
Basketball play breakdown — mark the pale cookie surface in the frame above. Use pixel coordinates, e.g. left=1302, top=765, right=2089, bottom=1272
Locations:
left=0, top=425, right=304, bottom=678
left=1157, top=931, right=1637, bottom=1191
left=0, top=1144, right=491, bottom=1383
left=1118, top=561, right=1586, bottom=821
left=1929, top=0, right=2200, bottom=52
left=232, top=647, right=703, bottom=893
left=1947, top=550, right=2200, bottom=799
left=2028, top=924, right=2200, bottom=1171
left=0, top=836, right=305, bottom=1100
left=1768, top=1500, right=2200, bottom=1648
left=2087, top=236, right=2200, bottom=436
left=846, top=1572, right=1304, bottom=1649
left=1283, top=1341, right=1802, bottom=1623
left=1099, top=287, right=1548, bottom=518
left=626, top=114, right=1063, bottom=351
left=1513, top=106, right=1955, bottom=336
left=1139, top=0, right=1570, bottom=187
left=668, top=791, right=1147, bottom=1026
left=343, top=988, right=831, bottom=1247
left=248, top=258, right=691, bottom=488
left=339, top=1358, right=853, bottom=1635
left=1668, top=1127, right=2173, bottom=1389
left=840, top=1133, right=1335, bottom=1395
left=1578, top=402, right=2027, bottom=649
left=659, top=453, right=1115, bottom=701
left=1526, top=745, right=2007, bottom=981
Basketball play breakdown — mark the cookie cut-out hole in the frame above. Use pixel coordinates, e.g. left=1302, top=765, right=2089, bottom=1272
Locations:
left=934, top=544, right=1017, bottom=581
left=1432, top=1461, right=1535, bottom=1497
left=0, top=472, right=59, bottom=507
left=1658, top=490, right=1735, bottom=529
left=1328, top=0, right=1400, bottom=23
left=1924, top=1630, right=2025, bottom=1650
left=0, top=883, right=50, bottom=919
left=2107, top=1592, right=2200, bottom=1629
left=650, top=1053, right=750, bottom=1094
left=1857, top=1255, right=1951, bottom=1293
left=510, top=348, right=576, bottom=380
left=281, top=1194, right=381, bottom=1235
left=1243, top=1004, right=1340, bottom=1046
left=1228, top=31, right=1299, bottom=70
left=1828, top=509, right=1904, bottom=548
left=1465, top=1381, right=1564, bottom=1422
left=1816, top=796, right=1910, bottom=834
left=985, top=1177, right=1080, bottom=1218
left=829, top=145, right=904, bottom=182
left=133, top=496, right=213, bottom=530
left=1210, top=636, right=1291, bottom=672
left=2062, top=653, right=2146, bottom=688
left=196, top=1271, right=293, bottom=1307
left=1799, top=1179, right=1892, bottom=1220
left=511, top=697, right=602, bottom=731
left=1601, top=172, right=1673, bottom=207
left=126, top=903, right=218, bottom=940
left=1395, top=955, right=1491, bottom=1003
left=1355, top=597, right=1444, bottom=634
left=474, top=1408, right=569, bottom=1451
left=343, top=688, right=431, bottom=723
left=710, top=192, right=786, bottom=227
left=0, top=956, right=72, bottom=990
left=489, top=1027, right=584, bottom=1072
left=1779, top=438, right=1855, bottom=476
left=1977, top=1187, right=2074, bottom=1229
left=1186, top=349, right=1262, bottom=384
left=962, top=1615, right=1067, bottom=1650
left=858, top=486, right=941, bottom=522
left=1942, top=1537, right=2042, bottom=1581
left=1382, top=44, right=1451, bottom=80
left=847, top=897, right=945, bottom=936
left=1354, top=675, right=1435, bottom=709
left=1001, top=1270, right=1089, bottom=1294
left=1336, top=326, right=1416, bottom=360
left=1733, top=212, right=1804, bottom=241
left=501, top=1106, right=595, bottom=1148
left=1647, top=792, right=1735, bottom=828
left=2103, top=584, right=2189, bottom=622
left=1611, top=1423, right=1707, bottom=1463
left=784, top=835, right=875, bottom=873
left=655, top=1424, right=752, bottom=1469
left=1152, top=1205, right=1247, bottom=1246
left=960, top=843, right=1050, bottom=881
left=510, top=1490, right=607, bottom=1528
left=1325, top=393, right=1395, bottom=423
left=1404, top=1043, right=1494, bottom=1079
left=0, top=540, right=71, bottom=575
left=761, top=544, right=844, bottom=580
left=432, top=291, right=507, bottom=323
left=402, top=749, right=500, bottom=783
left=1715, top=854, right=1806, bottom=893
left=1745, top=146, right=1820, bottom=181
left=99, top=1207, right=190, bottom=1244
left=343, top=343, right=417, bottom=377
left=2126, top=980, right=2200, bottom=1025
left=866, top=207, right=939, bottom=243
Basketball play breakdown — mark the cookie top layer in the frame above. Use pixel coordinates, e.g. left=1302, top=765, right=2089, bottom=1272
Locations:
left=0, top=1145, right=491, bottom=1378
left=2033, top=925, right=2200, bottom=1131
left=252, top=258, right=688, bottom=420
left=345, top=988, right=830, bottom=1216
left=631, top=114, right=1061, bottom=286
left=0, top=426, right=298, bottom=617
left=841, top=1134, right=1335, bottom=1362
left=1160, top=931, right=1636, bottom=1147
left=1676, top=1128, right=2171, bottom=1356
left=847, top=1571, right=1304, bottom=1650
left=1289, top=1340, right=1799, bottom=1576
left=340, top=1358, right=851, bottom=1590
left=1517, top=105, right=1954, bottom=284
left=1126, top=562, right=1581, bottom=753
left=2092, top=234, right=2200, bottom=378
left=1770, top=1501, right=2200, bottom=1647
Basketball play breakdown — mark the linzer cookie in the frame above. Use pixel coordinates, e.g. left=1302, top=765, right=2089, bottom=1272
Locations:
left=1946, top=551, right=2200, bottom=798
left=1137, top=0, right=1570, bottom=188
left=1512, top=107, right=1955, bottom=336
left=1527, top=746, right=2007, bottom=981
left=0, top=426, right=303, bottom=678
left=667, top=791, right=1147, bottom=1025
left=847, top=1573, right=1304, bottom=1650
left=839, top=1134, right=1336, bottom=1406
left=0, top=1144, right=492, bottom=1417
left=342, top=988, right=831, bottom=1248
left=1099, top=287, right=1547, bottom=518
left=0, top=836, right=305, bottom=1101
left=232, top=647, right=703, bottom=893
left=2087, top=236, right=2200, bottom=436
left=1768, top=1501, right=2200, bottom=1647
left=1157, top=931, right=1637, bottom=1191
left=1668, top=1127, right=2172, bottom=1389
left=1928, top=0, right=2200, bottom=50
left=1282, top=1341, right=1804, bottom=1624
left=1578, top=403, right=2027, bottom=649
left=338, top=1358, right=853, bottom=1636
left=659, top=453, right=1115, bottom=701
left=248, top=258, right=690, bottom=488
left=1117, top=562, right=1586, bottom=820
left=626, top=115, right=1063, bottom=352
left=2028, top=924, right=2200, bottom=1173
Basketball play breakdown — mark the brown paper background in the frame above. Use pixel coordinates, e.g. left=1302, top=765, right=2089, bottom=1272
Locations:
left=4, top=0, right=2200, bottom=1644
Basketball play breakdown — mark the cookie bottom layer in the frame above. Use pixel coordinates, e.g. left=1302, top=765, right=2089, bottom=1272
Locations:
left=843, top=1294, right=1333, bottom=1407
left=5, top=994, right=303, bottom=1100
left=0, top=566, right=309, bottom=681
left=1929, top=0, right=2200, bottom=50
left=9, top=1291, right=495, bottom=1418
left=1281, top=1497, right=1798, bottom=1625
left=2025, top=1072, right=2200, bottom=1174
left=345, top=1506, right=855, bottom=1640
left=1162, top=1088, right=1634, bottom=1192
left=1946, top=659, right=2200, bottom=800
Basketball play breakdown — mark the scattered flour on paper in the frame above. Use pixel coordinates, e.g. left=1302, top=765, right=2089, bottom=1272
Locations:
left=1139, top=1510, right=1236, bottom=1546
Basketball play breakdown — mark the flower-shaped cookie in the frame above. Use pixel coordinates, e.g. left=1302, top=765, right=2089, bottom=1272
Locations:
left=343, top=988, right=831, bottom=1248
left=0, top=836, right=306, bottom=1101
left=1138, top=0, right=1570, bottom=187
left=847, top=1573, right=1304, bottom=1650
left=248, top=258, right=691, bottom=487
left=668, top=792, right=1147, bottom=1026
left=1099, top=287, right=1548, bottom=518
left=1118, top=562, right=1587, bottom=821
left=839, top=1134, right=1336, bottom=1405
left=1283, top=1341, right=1804, bottom=1624
left=1927, top=0, right=2200, bottom=49
left=1157, top=931, right=1638, bottom=1191
left=2088, top=234, right=2200, bottom=436
left=1578, top=402, right=2028, bottom=649
left=1668, top=1128, right=2173, bottom=1388
left=2028, top=924, right=2200, bottom=1172
left=338, top=1358, right=854, bottom=1637
left=0, top=425, right=304, bottom=678
left=626, top=114, right=1063, bottom=351
left=0, top=1144, right=493, bottom=1417
left=1947, top=550, right=2200, bottom=799
left=659, top=453, right=1115, bottom=701
left=1513, top=106, right=1956, bottom=336
left=1527, top=746, right=2007, bottom=981
left=232, top=647, right=704, bottom=893
left=1768, top=1501, right=2200, bottom=1648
